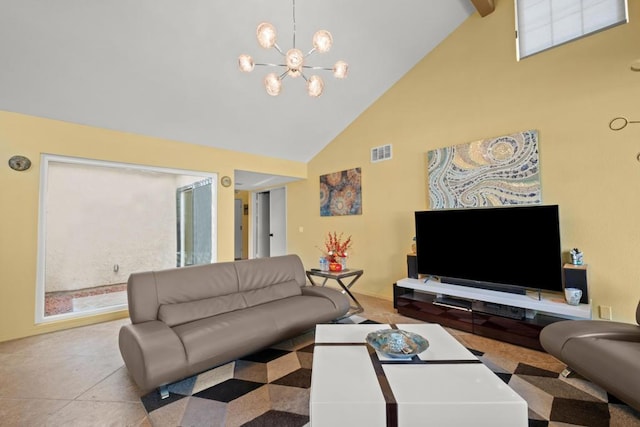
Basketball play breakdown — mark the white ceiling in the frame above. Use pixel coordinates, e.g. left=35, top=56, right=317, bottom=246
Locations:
left=0, top=0, right=475, bottom=174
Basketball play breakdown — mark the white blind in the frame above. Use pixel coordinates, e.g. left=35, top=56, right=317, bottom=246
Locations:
left=515, top=0, right=628, bottom=60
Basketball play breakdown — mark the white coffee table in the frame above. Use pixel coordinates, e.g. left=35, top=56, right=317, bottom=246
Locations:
left=310, top=323, right=527, bottom=427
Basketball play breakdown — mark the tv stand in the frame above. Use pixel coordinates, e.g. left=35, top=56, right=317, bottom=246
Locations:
left=430, top=276, right=527, bottom=295
left=394, top=278, right=592, bottom=351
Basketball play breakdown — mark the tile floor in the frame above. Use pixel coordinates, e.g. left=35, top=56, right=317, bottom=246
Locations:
left=0, top=292, right=572, bottom=426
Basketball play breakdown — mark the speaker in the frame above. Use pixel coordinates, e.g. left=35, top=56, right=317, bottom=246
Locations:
left=563, top=263, right=589, bottom=304
left=407, top=254, right=418, bottom=279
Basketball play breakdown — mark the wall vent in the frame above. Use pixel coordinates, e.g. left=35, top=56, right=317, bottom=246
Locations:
left=371, top=144, right=392, bottom=163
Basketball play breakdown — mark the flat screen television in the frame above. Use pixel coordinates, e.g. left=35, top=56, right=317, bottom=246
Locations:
left=414, top=205, right=563, bottom=294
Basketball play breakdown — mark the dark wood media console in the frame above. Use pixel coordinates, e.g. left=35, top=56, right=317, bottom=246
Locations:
left=394, top=278, right=591, bottom=351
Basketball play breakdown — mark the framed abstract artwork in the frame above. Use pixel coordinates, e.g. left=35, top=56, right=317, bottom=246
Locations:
left=320, top=168, right=362, bottom=216
left=427, top=130, right=541, bottom=209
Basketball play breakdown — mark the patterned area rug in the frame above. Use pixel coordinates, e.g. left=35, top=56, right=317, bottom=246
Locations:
left=141, top=317, right=640, bottom=427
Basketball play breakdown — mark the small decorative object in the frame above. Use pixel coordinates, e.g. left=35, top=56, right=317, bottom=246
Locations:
left=318, top=231, right=352, bottom=269
left=220, top=176, right=232, bottom=187
left=8, top=155, right=31, bottom=171
left=366, top=329, right=429, bottom=358
left=570, top=248, right=584, bottom=265
left=564, top=287, right=583, bottom=306
left=411, top=236, right=416, bottom=254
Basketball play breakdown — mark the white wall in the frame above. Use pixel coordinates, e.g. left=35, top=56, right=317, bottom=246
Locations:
left=44, top=162, right=191, bottom=292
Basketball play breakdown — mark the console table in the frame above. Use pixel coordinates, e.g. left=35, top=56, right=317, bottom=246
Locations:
left=394, top=278, right=592, bottom=351
left=306, top=269, right=364, bottom=317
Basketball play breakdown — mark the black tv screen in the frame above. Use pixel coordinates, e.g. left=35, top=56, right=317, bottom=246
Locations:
left=414, top=205, right=563, bottom=293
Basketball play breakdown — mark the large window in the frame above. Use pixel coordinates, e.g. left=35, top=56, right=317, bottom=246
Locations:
left=515, top=0, right=628, bottom=60
left=36, top=155, right=217, bottom=323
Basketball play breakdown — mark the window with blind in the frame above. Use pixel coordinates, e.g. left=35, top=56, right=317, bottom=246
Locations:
left=515, top=0, right=628, bottom=60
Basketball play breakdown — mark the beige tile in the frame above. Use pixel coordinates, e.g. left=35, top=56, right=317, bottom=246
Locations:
left=0, top=351, right=123, bottom=400
left=0, top=398, right=70, bottom=426
left=44, top=400, right=147, bottom=427
left=76, top=366, right=143, bottom=403
left=0, top=318, right=129, bottom=357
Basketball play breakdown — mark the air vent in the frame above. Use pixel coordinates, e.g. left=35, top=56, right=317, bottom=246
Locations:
left=370, top=144, right=392, bottom=163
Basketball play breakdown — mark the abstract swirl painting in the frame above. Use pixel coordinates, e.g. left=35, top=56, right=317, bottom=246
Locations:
left=320, top=167, right=362, bottom=216
left=427, top=130, right=540, bottom=209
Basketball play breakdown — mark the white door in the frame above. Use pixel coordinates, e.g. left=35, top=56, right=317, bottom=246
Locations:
left=269, top=187, right=286, bottom=256
left=234, top=199, right=243, bottom=260
left=255, top=192, right=270, bottom=258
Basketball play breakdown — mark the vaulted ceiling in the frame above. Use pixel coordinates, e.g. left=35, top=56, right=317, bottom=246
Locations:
left=0, top=0, right=480, bottom=164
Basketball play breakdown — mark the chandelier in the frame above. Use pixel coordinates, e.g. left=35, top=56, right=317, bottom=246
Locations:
left=238, top=0, right=348, bottom=97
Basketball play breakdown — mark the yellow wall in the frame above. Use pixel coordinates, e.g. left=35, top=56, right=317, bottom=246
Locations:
left=0, top=111, right=306, bottom=342
left=288, top=1, right=640, bottom=323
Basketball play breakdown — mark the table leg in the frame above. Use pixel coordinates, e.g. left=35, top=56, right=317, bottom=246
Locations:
left=306, top=272, right=329, bottom=287
left=336, top=273, right=364, bottom=317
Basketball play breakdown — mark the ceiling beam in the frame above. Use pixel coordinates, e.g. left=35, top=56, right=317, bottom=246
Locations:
left=470, top=0, right=495, bottom=17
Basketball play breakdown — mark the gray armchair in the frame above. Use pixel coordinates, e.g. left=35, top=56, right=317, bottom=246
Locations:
left=539, top=300, right=640, bottom=412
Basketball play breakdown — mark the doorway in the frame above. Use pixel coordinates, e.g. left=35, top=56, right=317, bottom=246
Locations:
left=176, top=178, right=213, bottom=267
left=254, top=187, right=286, bottom=258
left=234, top=198, right=243, bottom=260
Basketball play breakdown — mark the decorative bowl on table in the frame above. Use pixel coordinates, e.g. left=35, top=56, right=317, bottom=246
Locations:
left=366, top=329, right=429, bottom=358
left=329, top=262, right=342, bottom=272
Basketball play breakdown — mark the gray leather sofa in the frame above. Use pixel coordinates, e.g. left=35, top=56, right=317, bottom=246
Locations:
left=119, top=254, right=350, bottom=392
left=539, top=300, right=640, bottom=411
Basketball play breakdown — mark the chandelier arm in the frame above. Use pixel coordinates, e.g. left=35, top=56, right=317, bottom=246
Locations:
left=255, top=63, right=288, bottom=67
left=305, top=48, right=317, bottom=57
left=302, top=65, right=334, bottom=71
left=279, top=70, right=289, bottom=80
left=273, top=43, right=285, bottom=56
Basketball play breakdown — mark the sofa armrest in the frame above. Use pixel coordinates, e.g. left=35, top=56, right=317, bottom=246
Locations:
left=301, top=285, right=350, bottom=314
left=119, top=320, right=189, bottom=391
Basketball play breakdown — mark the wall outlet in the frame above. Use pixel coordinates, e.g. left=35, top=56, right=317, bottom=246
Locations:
left=599, top=305, right=612, bottom=320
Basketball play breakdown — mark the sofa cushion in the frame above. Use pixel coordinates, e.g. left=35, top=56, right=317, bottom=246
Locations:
left=155, top=262, right=239, bottom=304
left=158, top=293, right=248, bottom=327
left=172, top=306, right=281, bottom=375
left=240, top=280, right=302, bottom=307
left=235, top=255, right=307, bottom=291
left=249, top=294, right=348, bottom=336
